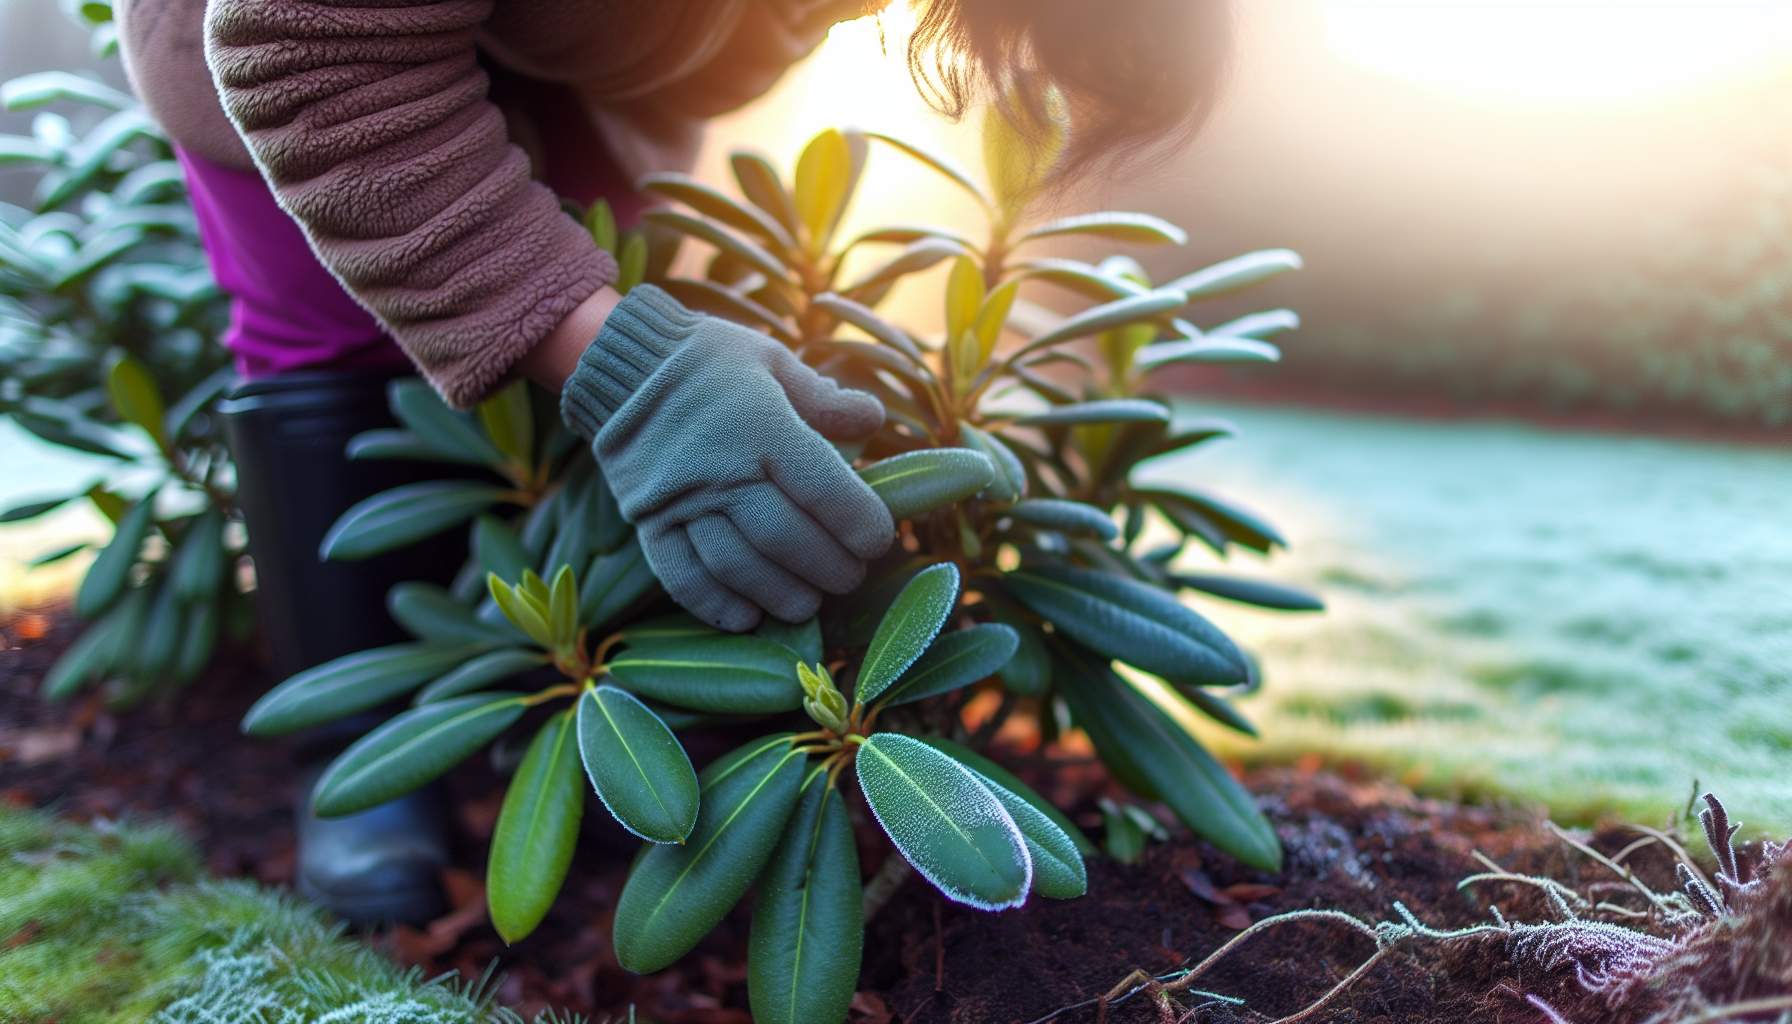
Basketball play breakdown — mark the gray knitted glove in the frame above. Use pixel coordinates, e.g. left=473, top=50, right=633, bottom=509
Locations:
left=561, top=285, right=895, bottom=631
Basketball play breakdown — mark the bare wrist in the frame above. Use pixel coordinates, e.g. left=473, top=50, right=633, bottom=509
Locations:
left=519, top=286, right=623, bottom=392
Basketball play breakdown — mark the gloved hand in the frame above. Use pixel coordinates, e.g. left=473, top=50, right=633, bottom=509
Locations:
left=561, top=285, right=894, bottom=631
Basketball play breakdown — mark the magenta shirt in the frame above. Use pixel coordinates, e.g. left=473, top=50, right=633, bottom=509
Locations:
left=178, top=146, right=408, bottom=379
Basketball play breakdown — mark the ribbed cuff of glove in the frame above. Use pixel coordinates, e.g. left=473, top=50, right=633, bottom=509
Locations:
left=560, top=285, right=704, bottom=440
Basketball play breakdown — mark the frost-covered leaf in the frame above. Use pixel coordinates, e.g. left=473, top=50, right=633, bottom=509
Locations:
left=577, top=685, right=699, bottom=844
left=856, top=733, right=1030, bottom=910
left=856, top=563, right=960, bottom=703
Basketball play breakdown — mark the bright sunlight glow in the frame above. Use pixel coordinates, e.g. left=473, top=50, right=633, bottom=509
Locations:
left=1321, top=2, right=1792, bottom=102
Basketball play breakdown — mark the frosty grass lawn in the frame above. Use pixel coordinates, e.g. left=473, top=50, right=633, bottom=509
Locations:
left=1156, top=401, right=1792, bottom=837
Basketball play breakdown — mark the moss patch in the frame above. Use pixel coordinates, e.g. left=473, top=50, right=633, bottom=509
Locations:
left=0, top=805, right=578, bottom=1023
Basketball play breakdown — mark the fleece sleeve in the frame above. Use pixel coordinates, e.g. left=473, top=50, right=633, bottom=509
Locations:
left=203, top=0, right=615, bottom=408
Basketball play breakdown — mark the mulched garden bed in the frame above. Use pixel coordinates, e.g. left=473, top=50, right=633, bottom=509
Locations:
left=2, top=608, right=1775, bottom=1024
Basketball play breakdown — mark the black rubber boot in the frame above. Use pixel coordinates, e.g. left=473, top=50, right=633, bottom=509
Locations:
left=220, top=370, right=471, bottom=926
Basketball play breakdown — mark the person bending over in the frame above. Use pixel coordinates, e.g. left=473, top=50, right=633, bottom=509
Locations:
left=114, top=0, right=1229, bottom=924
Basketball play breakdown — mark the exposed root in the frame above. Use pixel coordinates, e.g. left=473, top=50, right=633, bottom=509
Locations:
left=1065, top=793, right=1792, bottom=1024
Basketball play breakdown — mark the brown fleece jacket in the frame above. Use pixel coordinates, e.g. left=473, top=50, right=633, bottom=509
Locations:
left=115, top=0, right=865, bottom=407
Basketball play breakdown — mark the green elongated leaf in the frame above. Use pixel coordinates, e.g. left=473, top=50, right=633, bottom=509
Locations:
left=1007, top=499, right=1118, bottom=541
left=840, top=238, right=964, bottom=296
left=811, top=292, right=928, bottom=368
left=1136, top=486, right=1286, bottom=554
left=1011, top=257, right=1150, bottom=302
left=1210, top=308, right=1300, bottom=339
left=844, top=223, right=978, bottom=253
left=794, top=128, right=853, bottom=250
left=162, top=367, right=232, bottom=444
left=1103, top=803, right=1147, bottom=863
left=1174, top=573, right=1324, bottom=612
left=755, top=616, right=823, bottom=665
left=414, top=649, right=548, bottom=704
left=1053, top=646, right=1280, bottom=870
left=1, top=71, right=134, bottom=111
left=616, top=228, right=646, bottom=291
left=880, top=623, right=1017, bottom=707
left=171, top=598, right=218, bottom=684
left=859, top=449, right=994, bottom=521
left=959, top=423, right=1026, bottom=503
left=475, top=380, right=534, bottom=469
left=1182, top=685, right=1258, bottom=737
left=388, top=582, right=511, bottom=645
left=856, top=563, right=960, bottom=704
left=518, top=484, right=564, bottom=561
left=388, top=379, right=507, bottom=466
left=106, top=351, right=165, bottom=447
left=641, top=172, right=797, bottom=252
left=613, top=734, right=807, bottom=973
left=12, top=400, right=135, bottom=459
left=862, top=130, right=992, bottom=209
left=488, top=710, right=585, bottom=943
left=985, top=599, right=1050, bottom=697
left=730, top=151, right=800, bottom=231
left=137, top=577, right=183, bottom=681
left=579, top=536, right=657, bottom=629
left=1165, top=248, right=1302, bottom=302
left=321, top=482, right=508, bottom=562
left=856, top=733, right=1030, bottom=910
left=351, top=428, right=491, bottom=466
left=1003, top=565, right=1247, bottom=688
left=917, top=738, right=1085, bottom=897
left=170, top=506, right=225, bottom=602
left=919, top=737, right=1095, bottom=856
left=346, top=428, right=464, bottom=464
left=0, top=134, right=52, bottom=165
left=1149, top=419, right=1237, bottom=457
left=489, top=575, right=553, bottom=647
left=1008, top=288, right=1185, bottom=362
left=243, top=643, right=484, bottom=736
left=74, top=492, right=154, bottom=619
left=621, top=612, right=714, bottom=645
left=1014, top=399, right=1170, bottom=427
left=43, top=594, right=134, bottom=700
left=547, top=564, right=578, bottom=646
left=471, top=515, right=532, bottom=583
left=659, top=278, right=798, bottom=345
left=749, top=775, right=862, bottom=1024
left=1135, top=336, right=1280, bottom=369
left=29, top=542, right=89, bottom=568
left=0, top=494, right=77, bottom=523
left=608, top=635, right=804, bottom=713
left=587, top=199, right=618, bottom=251
left=1019, top=211, right=1187, bottom=246
left=577, top=685, right=699, bottom=844
left=645, top=208, right=788, bottom=282
left=312, top=693, right=525, bottom=817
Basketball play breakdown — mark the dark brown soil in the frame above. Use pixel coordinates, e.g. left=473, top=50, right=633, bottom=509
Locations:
left=0, top=608, right=1759, bottom=1024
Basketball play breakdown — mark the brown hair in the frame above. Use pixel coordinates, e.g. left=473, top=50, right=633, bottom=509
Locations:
left=902, top=0, right=1233, bottom=181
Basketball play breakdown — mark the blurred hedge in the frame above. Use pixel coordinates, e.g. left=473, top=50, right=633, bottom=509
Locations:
left=1268, top=151, right=1792, bottom=427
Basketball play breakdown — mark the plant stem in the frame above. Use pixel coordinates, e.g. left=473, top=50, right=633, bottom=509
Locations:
left=861, top=852, right=912, bottom=922
left=519, top=682, right=580, bottom=707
